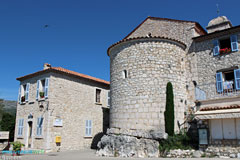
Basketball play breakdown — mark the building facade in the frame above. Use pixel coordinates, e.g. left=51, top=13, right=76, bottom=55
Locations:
left=14, top=64, right=110, bottom=152
left=106, top=15, right=240, bottom=149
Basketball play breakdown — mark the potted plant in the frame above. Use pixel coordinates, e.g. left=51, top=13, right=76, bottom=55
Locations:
left=11, top=141, right=25, bottom=156
left=39, top=92, right=45, bottom=98
left=21, top=95, right=25, bottom=102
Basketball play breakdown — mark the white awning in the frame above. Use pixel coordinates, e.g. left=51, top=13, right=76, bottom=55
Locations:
left=195, top=109, right=240, bottom=119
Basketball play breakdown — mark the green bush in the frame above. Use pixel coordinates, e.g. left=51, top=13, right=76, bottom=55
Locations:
left=11, top=141, right=25, bottom=155
left=159, top=131, right=191, bottom=156
left=164, top=82, right=174, bottom=136
left=0, top=112, right=15, bottom=141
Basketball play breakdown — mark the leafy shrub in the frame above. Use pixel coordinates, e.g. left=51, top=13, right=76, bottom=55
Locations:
left=159, top=131, right=192, bottom=156
left=11, top=141, right=25, bottom=155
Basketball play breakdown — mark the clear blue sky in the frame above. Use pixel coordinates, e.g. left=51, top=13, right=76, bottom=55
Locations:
left=0, top=0, right=239, bottom=100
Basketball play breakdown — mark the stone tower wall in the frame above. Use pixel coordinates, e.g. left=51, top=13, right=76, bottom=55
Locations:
left=109, top=39, right=188, bottom=133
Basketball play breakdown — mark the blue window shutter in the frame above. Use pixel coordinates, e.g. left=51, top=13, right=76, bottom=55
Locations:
left=107, top=91, right=110, bottom=106
left=213, top=40, right=220, bottom=56
left=231, top=35, right=239, bottom=51
left=25, top=83, right=30, bottom=102
left=37, top=117, right=42, bottom=136
left=18, top=86, right=21, bottom=104
left=18, top=119, right=24, bottom=136
left=44, top=78, right=49, bottom=98
left=234, top=69, right=240, bottom=90
left=216, top=72, right=223, bottom=93
left=85, top=120, right=88, bottom=136
left=89, top=120, right=92, bottom=136
left=36, top=80, right=40, bottom=100
left=18, top=119, right=21, bottom=136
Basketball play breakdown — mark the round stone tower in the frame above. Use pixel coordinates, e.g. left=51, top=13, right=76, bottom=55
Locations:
left=108, top=37, right=188, bottom=136
left=97, top=17, right=206, bottom=157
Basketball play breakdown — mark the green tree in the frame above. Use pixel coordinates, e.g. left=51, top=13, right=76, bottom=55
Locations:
left=0, top=99, right=4, bottom=121
left=164, top=82, right=174, bottom=136
left=0, top=112, right=16, bottom=141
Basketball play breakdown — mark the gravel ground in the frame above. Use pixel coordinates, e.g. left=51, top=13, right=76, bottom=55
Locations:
left=0, top=149, right=236, bottom=160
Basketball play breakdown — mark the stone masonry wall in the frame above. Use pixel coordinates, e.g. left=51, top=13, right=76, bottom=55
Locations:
left=109, top=39, right=188, bottom=133
left=15, top=71, right=109, bottom=152
left=48, top=73, right=109, bottom=151
left=193, top=32, right=240, bottom=100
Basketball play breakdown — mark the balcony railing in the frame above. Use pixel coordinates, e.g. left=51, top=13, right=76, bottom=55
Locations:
left=195, top=82, right=240, bottom=101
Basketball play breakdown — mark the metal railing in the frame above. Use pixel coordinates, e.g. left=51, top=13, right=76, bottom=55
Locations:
left=195, top=82, right=240, bottom=101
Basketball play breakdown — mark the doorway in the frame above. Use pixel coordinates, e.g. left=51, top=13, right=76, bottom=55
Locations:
left=27, top=121, right=33, bottom=148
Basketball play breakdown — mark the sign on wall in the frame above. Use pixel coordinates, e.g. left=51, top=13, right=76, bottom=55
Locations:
left=199, top=129, right=208, bottom=145
left=54, top=118, right=63, bottom=127
left=0, top=131, right=9, bottom=140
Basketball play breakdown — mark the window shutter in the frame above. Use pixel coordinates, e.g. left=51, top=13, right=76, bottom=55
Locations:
left=231, top=35, right=239, bottom=52
left=89, top=120, right=92, bottom=136
left=213, top=40, right=220, bottom=56
left=18, top=86, right=21, bottom=104
left=85, top=120, right=89, bottom=136
left=18, top=119, right=24, bottom=136
left=37, top=118, right=39, bottom=136
left=44, top=78, right=49, bottom=98
left=216, top=72, right=223, bottom=93
left=25, top=83, right=30, bottom=102
left=234, top=69, right=240, bottom=90
left=107, top=91, right=110, bottom=106
left=37, top=117, right=43, bottom=136
left=36, top=80, right=40, bottom=100
left=18, top=119, right=21, bottom=136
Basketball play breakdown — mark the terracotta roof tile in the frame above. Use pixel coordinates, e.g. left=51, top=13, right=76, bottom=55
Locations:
left=16, top=67, right=110, bottom=85
left=200, top=104, right=240, bottom=111
left=107, top=36, right=187, bottom=56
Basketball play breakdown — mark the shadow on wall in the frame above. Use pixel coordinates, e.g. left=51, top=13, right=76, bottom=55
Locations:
left=91, top=107, right=110, bottom=149
left=91, top=132, right=104, bottom=149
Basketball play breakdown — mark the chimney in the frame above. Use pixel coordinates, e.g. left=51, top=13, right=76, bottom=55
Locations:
left=206, top=16, right=232, bottom=33
left=43, top=63, right=51, bottom=70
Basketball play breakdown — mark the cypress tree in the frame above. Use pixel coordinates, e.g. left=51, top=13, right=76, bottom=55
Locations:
left=164, top=82, right=174, bottom=136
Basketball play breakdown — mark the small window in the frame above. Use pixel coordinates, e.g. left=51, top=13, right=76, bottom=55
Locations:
left=216, top=69, right=240, bottom=93
left=36, top=117, right=43, bottom=136
left=213, top=35, right=239, bottom=56
left=123, top=70, right=128, bottom=79
left=96, top=89, right=101, bottom=103
left=17, top=119, right=24, bottom=136
left=219, top=38, right=231, bottom=54
left=85, top=120, right=92, bottom=137
left=18, top=83, right=30, bottom=103
left=36, top=78, right=49, bottom=100
left=107, top=91, right=110, bottom=106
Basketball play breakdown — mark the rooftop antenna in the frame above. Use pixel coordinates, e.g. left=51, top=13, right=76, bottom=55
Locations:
left=216, top=4, right=220, bottom=16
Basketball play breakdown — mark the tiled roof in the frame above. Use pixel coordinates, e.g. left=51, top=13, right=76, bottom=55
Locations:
left=123, top=17, right=206, bottom=40
left=107, top=16, right=206, bottom=56
left=200, top=104, right=240, bottom=111
left=16, top=67, right=110, bottom=85
left=193, top=25, right=240, bottom=42
left=107, top=36, right=187, bottom=56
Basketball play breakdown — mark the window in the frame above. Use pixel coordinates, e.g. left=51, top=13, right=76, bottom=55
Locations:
left=123, top=70, right=128, bottom=79
left=17, top=119, right=24, bottom=136
left=85, top=120, right=92, bottom=137
left=107, top=91, right=110, bottom=106
left=213, top=35, right=239, bottom=56
left=18, top=83, right=30, bottom=103
left=216, top=69, right=240, bottom=93
left=36, top=117, right=43, bottom=136
left=36, top=78, right=49, bottom=100
left=96, top=89, right=101, bottom=103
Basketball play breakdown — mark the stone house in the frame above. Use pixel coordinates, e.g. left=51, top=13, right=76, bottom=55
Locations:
left=193, top=16, right=240, bottom=147
left=97, top=15, right=240, bottom=157
left=14, top=64, right=110, bottom=152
